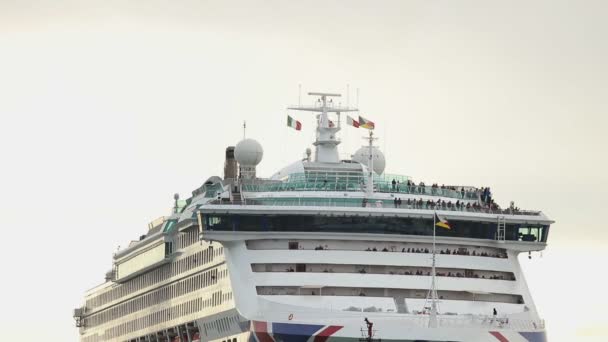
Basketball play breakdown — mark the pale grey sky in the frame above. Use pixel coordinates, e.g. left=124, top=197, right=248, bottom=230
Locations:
left=1, top=1, right=607, bottom=341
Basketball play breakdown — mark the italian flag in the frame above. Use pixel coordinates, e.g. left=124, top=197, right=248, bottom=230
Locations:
left=347, top=115, right=360, bottom=128
left=287, top=115, right=302, bottom=131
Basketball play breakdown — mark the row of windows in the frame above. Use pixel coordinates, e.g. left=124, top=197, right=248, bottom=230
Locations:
left=86, top=266, right=224, bottom=328
left=103, top=290, right=232, bottom=340
left=203, top=214, right=550, bottom=243
left=82, top=334, right=100, bottom=342
left=202, top=314, right=240, bottom=336
left=177, top=228, right=199, bottom=249
left=251, top=263, right=516, bottom=280
left=86, top=245, right=224, bottom=310
left=248, top=240, right=508, bottom=259
left=257, top=286, right=524, bottom=305
left=124, top=313, right=239, bottom=342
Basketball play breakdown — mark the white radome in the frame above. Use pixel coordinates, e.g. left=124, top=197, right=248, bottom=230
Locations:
left=235, top=138, right=264, bottom=166
left=352, top=146, right=386, bottom=175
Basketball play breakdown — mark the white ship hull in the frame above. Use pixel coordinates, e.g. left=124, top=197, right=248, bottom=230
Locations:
left=242, top=319, right=547, bottom=342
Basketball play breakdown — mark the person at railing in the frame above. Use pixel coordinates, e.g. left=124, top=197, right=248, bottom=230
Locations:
left=392, top=179, right=396, bottom=191
left=393, top=197, right=398, bottom=208
left=396, top=180, right=400, bottom=191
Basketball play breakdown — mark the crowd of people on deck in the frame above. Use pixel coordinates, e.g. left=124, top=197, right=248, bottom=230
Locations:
left=385, top=179, right=527, bottom=214
left=392, top=197, right=491, bottom=211
left=354, top=267, right=511, bottom=280
left=363, top=246, right=507, bottom=258
left=285, top=265, right=512, bottom=280
left=303, top=243, right=508, bottom=258
left=390, top=179, right=478, bottom=199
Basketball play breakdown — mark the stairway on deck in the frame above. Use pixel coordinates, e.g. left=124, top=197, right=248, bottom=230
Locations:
left=231, top=191, right=242, bottom=204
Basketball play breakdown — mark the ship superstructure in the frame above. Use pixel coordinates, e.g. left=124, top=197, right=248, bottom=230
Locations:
left=75, top=92, right=551, bottom=342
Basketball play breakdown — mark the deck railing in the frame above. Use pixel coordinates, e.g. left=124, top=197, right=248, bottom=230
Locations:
left=268, top=308, right=545, bottom=331
left=238, top=198, right=541, bottom=216
left=242, top=173, right=479, bottom=200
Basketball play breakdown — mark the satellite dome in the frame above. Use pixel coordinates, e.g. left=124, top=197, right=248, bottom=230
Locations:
left=352, top=146, right=386, bottom=175
left=234, top=138, right=264, bottom=166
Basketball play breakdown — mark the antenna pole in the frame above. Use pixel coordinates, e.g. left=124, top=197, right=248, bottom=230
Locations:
left=429, top=212, right=439, bottom=328
left=366, top=130, right=376, bottom=197
left=347, top=84, right=350, bottom=107
left=243, top=121, right=246, bottom=139
left=384, top=126, right=387, bottom=165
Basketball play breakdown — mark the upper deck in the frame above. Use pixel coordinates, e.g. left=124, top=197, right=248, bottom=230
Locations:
left=243, top=172, right=480, bottom=201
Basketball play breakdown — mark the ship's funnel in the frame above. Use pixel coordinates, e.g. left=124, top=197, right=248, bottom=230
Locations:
left=224, top=146, right=237, bottom=181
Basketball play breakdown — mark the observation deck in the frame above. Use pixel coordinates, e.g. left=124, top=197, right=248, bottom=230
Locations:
left=243, top=172, right=480, bottom=201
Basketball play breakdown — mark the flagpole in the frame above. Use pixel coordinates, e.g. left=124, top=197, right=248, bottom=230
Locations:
left=429, top=211, right=438, bottom=328
left=298, top=84, right=302, bottom=106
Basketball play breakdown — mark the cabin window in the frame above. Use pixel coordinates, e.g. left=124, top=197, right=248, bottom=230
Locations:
left=288, top=241, right=299, bottom=250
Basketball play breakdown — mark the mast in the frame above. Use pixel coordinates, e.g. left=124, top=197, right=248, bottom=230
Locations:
left=288, top=92, right=358, bottom=163
left=426, top=212, right=440, bottom=327
left=364, top=130, right=377, bottom=197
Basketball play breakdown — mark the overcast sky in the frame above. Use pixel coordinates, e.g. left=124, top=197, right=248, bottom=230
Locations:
left=1, top=1, right=607, bottom=341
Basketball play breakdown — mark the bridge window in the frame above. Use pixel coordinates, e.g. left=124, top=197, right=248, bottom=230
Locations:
left=203, top=214, right=548, bottom=242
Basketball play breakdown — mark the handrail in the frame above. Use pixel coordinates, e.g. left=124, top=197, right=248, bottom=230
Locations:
left=238, top=199, right=541, bottom=216
left=242, top=173, right=480, bottom=201
left=265, top=308, right=545, bottom=330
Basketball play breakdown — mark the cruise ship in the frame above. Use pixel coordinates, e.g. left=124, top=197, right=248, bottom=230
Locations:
left=74, top=92, right=551, bottom=342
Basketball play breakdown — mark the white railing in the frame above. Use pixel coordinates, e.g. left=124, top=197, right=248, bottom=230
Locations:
left=272, top=309, right=545, bottom=331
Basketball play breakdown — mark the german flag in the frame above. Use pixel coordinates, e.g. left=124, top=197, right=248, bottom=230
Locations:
left=435, top=213, right=451, bottom=229
left=359, top=115, right=375, bottom=130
